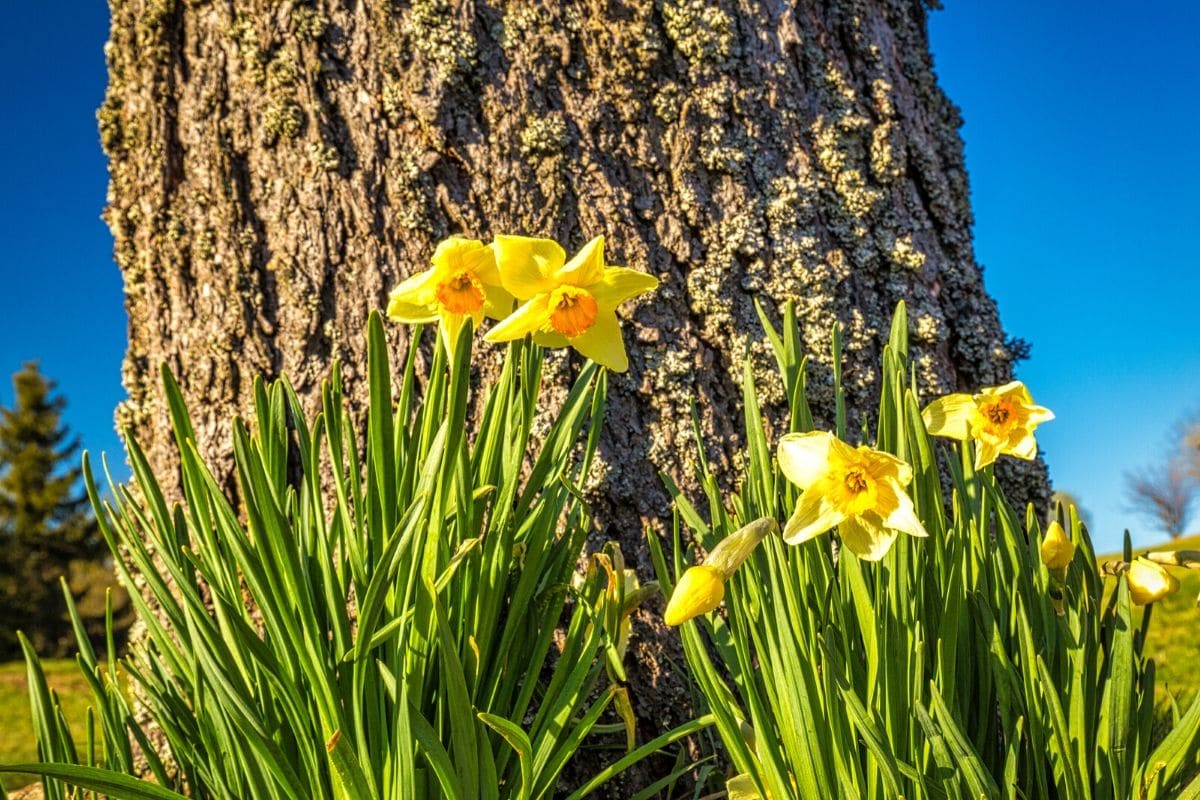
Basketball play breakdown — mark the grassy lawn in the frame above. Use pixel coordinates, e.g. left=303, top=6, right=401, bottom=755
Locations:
left=0, top=658, right=94, bottom=791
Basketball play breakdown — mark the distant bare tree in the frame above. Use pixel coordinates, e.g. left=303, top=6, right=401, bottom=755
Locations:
left=1125, top=458, right=1196, bottom=539
left=1181, top=413, right=1200, bottom=482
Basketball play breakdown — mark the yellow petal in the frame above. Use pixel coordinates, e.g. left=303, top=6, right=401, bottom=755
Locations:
left=863, top=447, right=914, bottom=487
left=1025, top=404, right=1055, bottom=425
left=484, top=296, right=552, bottom=342
left=386, top=270, right=439, bottom=323
left=782, top=490, right=845, bottom=545
left=777, top=432, right=834, bottom=491
left=438, top=312, right=469, bottom=360
left=482, top=282, right=515, bottom=321
left=1127, top=559, right=1180, bottom=605
left=387, top=298, right=439, bottom=324
left=705, top=518, right=776, bottom=577
left=556, top=235, right=607, bottom=287
left=431, top=236, right=494, bottom=278
left=567, top=311, right=629, bottom=372
left=879, top=483, right=928, bottom=538
left=982, top=380, right=1028, bottom=400
left=1006, top=430, right=1039, bottom=460
left=1040, top=520, right=1075, bottom=570
left=590, top=267, right=659, bottom=311
left=493, top=235, right=565, bottom=299
left=922, top=393, right=976, bottom=441
left=839, top=515, right=898, bottom=561
left=532, top=331, right=570, bottom=348
left=974, top=439, right=1001, bottom=470
left=664, top=565, right=725, bottom=626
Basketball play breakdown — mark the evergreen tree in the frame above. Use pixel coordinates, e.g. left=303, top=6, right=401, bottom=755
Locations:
left=0, top=362, right=101, bottom=658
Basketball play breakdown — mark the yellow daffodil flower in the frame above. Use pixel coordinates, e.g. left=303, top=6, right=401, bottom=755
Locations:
left=1040, top=520, right=1075, bottom=570
left=777, top=431, right=927, bottom=561
left=1127, top=558, right=1180, bottom=605
left=921, top=381, right=1054, bottom=469
left=664, top=518, right=777, bottom=626
left=386, top=236, right=514, bottom=359
left=483, top=235, right=658, bottom=372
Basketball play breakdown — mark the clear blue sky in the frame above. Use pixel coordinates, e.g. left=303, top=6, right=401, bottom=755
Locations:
left=0, top=3, right=1196, bottom=553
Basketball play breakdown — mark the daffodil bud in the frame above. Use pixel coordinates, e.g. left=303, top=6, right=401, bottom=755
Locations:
left=1039, top=520, right=1075, bottom=570
left=664, top=565, right=725, bottom=626
left=706, top=518, right=778, bottom=577
left=1127, top=558, right=1180, bottom=606
left=725, top=773, right=762, bottom=800
left=664, top=518, right=777, bottom=626
left=1146, top=550, right=1200, bottom=569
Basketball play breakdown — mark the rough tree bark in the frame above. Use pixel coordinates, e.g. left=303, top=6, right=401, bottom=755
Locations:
left=100, top=0, right=1050, bottom=788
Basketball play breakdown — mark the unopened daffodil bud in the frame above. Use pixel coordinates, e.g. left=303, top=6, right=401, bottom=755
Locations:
left=1146, top=550, right=1200, bottom=569
left=1127, top=558, right=1180, bottom=606
left=725, top=773, right=761, bottom=800
left=664, top=565, right=725, bottom=626
left=664, top=518, right=777, bottom=626
left=1040, top=520, right=1075, bottom=570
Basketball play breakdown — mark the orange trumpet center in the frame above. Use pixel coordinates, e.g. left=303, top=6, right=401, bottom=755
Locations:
left=978, top=398, right=1018, bottom=437
left=548, top=286, right=598, bottom=337
left=436, top=271, right=485, bottom=314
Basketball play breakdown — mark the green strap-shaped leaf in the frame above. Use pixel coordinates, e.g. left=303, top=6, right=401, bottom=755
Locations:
left=562, top=714, right=717, bottom=800
left=325, top=730, right=376, bottom=800
left=478, top=713, right=534, bottom=800
left=0, top=764, right=189, bottom=800
left=925, top=686, right=1001, bottom=800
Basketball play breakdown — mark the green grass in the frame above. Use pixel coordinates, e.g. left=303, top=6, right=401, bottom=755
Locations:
left=0, top=658, right=94, bottom=790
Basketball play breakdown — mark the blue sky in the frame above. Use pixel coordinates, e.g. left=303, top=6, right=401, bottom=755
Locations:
left=0, top=3, right=125, bottom=482
left=0, top=3, right=1196, bottom=553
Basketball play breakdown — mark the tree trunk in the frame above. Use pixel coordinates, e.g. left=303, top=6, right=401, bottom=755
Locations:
left=101, top=0, right=1049, bottom=788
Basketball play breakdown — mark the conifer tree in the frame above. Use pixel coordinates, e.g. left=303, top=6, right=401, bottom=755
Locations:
left=0, top=362, right=100, bottom=658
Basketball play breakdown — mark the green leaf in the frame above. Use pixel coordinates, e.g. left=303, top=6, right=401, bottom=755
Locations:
left=478, top=713, right=534, bottom=800
left=0, top=764, right=189, bottom=800
left=325, top=730, right=376, bottom=800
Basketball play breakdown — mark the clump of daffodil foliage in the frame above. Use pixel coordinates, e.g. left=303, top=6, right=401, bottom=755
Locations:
left=654, top=302, right=1200, bottom=799
left=7, top=231, right=1200, bottom=800
left=2, top=234, right=696, bottom=799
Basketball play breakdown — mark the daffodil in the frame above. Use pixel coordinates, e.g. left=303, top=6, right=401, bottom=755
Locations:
left=386, top=236, right=514, bottom=359
left=1040, top=520, right=1075, bottom=570
left=777, top=431, right=927, bottom=561
left=483, top=235, right=658, bottom=372
left=725, top=774, right=762, bottom=800
left=1127, top=558, right=1180, bottom=605
left=921, top=381, right=1054, bottom=469
left=664, top=518, right=776, bottom=626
